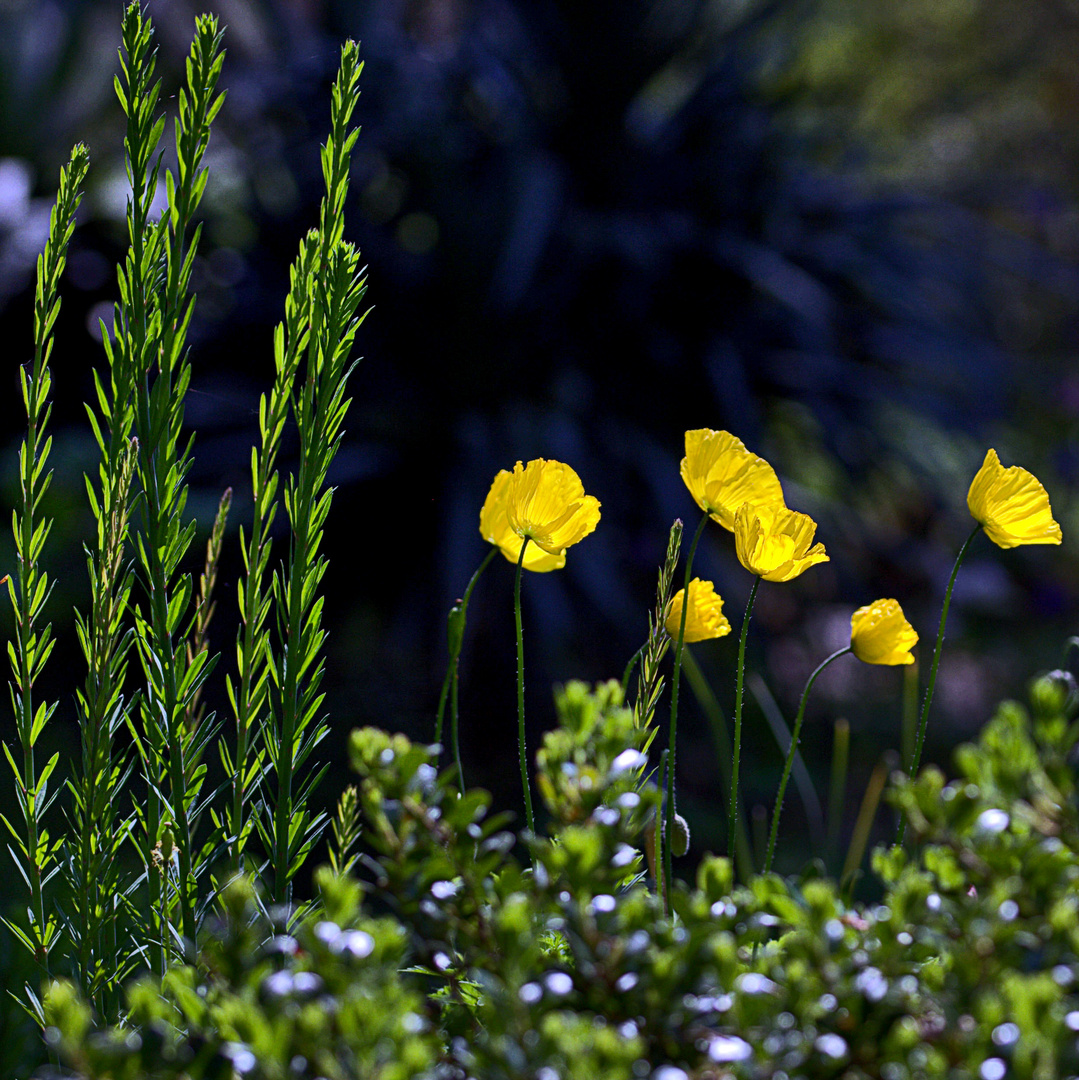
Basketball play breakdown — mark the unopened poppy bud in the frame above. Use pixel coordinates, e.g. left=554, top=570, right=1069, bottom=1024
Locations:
left=447, top=602, right=466, bottom=657
left=669, top=813, right=690, bottom=858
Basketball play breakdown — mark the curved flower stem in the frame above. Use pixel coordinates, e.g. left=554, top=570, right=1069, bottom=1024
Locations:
left=664, top=511, right=710, bottom=913
left=730, top=575, right=761, bottom=860
left=435, top=548, right=498, bottom=785
left=764, top=646, right=851, bottom=873
left=514, top=539, right=535, bottom=834
left=898, top=522, right=981, bottom=843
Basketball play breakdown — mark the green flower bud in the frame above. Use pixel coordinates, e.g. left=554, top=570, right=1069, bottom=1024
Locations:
left=447, top=602, right=466, bottom=658
left=669, top=812, right=691, bottom=858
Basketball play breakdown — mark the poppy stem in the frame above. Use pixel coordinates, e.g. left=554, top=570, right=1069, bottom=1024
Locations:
left=898, top=522, right=981, bottom=843
left=730, top=575, right=760, bottom=862
left=764, top=646, right=851, bottom=873
left=514, top=538, right=536, bottom=834
left=435, top=547, right=498, bottom=786
left=664, top=511, right=710, bottom=913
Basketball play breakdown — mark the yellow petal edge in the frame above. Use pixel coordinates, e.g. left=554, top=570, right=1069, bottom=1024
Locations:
left=967, top=448, right=1062, bottom=549
left=680, top=428, right=786, bottom=531
left=480, top=469, right=566, bottom=572
left=505, top=458, right=601, bottom=555
left=733, top=503, right=829, bottom=583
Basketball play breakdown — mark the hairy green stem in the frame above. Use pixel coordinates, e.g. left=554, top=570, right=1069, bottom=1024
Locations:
left=664, top=511, right=709, bottom=913
left=514, top=539, right=535, bottom=834
left=729, top=576, right=761, bottom=860
left=680, top=648, right=754, bottom=881
left=827, top=717, right=850, bottom=867
left=898, top=523, right=980, bottom=843
left=764, top=646, right=851, bottom=873
left=450, top=667, right=465, bottom=791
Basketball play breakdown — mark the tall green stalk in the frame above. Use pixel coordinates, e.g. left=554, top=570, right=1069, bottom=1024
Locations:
left=764, top=646, right=850, bottom=873
left=632, top=519, right=683, bottom=743
left=125, top=7, right=225, bottom=963
left=514, top=540, right=536, bottom=833
left=68, top=438, right=137, bottom=1021
left=897, top=523, right=980, bottom=843
left=267, top=41, right=367, bottom=907
left=729, top=576, right=760, bottom=860
left=663, top=511, right=709, bottom=911
left=104, top=1, right=168, bottom=974
left=827, top=717, right=850, bottom=867
left=225, top=233, right=318, bottom=880
left=185, top=489, right=231, bottom=734
left=680, top=648, right=754, bottom=881
left=1, top=143, right=88, bottom=1006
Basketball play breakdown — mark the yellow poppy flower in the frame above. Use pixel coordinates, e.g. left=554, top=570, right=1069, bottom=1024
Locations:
left=680, top=428, right=786, bottom=531
left=479, top=469, right=566, bottom=571
left=850, top=598, right=918, bottom=666
left=967, top=448, right=1062, bottom=549
left=503, top=458, right=601, bottom=556
left=664, top=578, right=732, bottom=643
left=733, top=503, right=829, bottom=582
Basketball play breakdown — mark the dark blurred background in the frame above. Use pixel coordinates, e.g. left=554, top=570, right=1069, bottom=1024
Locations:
left=1, top=0, right=1078, bottom=930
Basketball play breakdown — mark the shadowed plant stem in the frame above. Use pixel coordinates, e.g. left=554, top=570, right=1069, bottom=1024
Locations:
left=664, top=511, right=709, bottom=913
left=898, top=523, right=980, bottom=843
left=450, top=670, right=464, bottom=793
left=514, top=539, right=535, bottom=834
left=730, top=575, right=760, bottom=860
left=681, top=648, right=754, bottom=882
left=435, top=547, right=498, bottom=788
left=827, top=718, right=850, bottom=866
left=764, top=646, right=851, bottom=873
left=655, top=750, right=668, bottom=899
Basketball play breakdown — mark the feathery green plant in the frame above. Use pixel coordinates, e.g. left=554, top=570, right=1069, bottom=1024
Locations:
left=97, top=2, right=228, bottom=970
left=0, top=4, right=369, bottom=1032
left=2, top=142, right=89, bottom=1017
left=128, top=9, right=225, bottom=967
left=185, top=487, right=231, bottom=734
left=261, top=40, right=368, bottom=908
left=220, top=234, right=316, bottom=883
left=66, top=435, right=137, bottom=1023
left=631, top=519, right=682, bottom=739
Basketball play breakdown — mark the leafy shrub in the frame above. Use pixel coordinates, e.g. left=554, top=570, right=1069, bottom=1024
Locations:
left=40, top=675, right=1079, bottom=1079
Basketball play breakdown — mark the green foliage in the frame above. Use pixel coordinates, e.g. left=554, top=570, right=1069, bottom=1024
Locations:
left=45, top=877, right=438, bottom=1080
left=263, top=37, right=368, bottom=908
left=2, top=139, right=89, bottom=1010
left=1, top=1, right=368, bottom=1042
left=44, top=676, right=1079, bottom=1078
left=10, top=5, right=1079, bottom=1079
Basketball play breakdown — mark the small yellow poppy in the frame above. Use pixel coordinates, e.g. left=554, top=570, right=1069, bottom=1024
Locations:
left=680, top=429, right=785, bottom=531
left=734, top=503, right=829, bottom=582
left=967, top=448, right=1062, bottom=549
left=503, top=459, right=601, bottom=556
left=664, top=579, right=732, bottom=643
left=480, top=469, right=566, bottom=571
left=850, top=598, right=918, bottom=666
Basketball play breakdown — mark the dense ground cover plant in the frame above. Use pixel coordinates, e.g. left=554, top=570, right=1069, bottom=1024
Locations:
left=42, top=676, right=1079, bottom=1079
left=3, top=4, right=1079, bottom=1079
